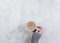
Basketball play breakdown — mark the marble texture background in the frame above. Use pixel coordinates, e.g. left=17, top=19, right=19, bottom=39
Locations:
left=0, top=0, right=60, bottom=43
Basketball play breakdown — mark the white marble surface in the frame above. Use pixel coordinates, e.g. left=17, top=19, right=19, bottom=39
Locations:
left=0, top=0, right=60, bottom=43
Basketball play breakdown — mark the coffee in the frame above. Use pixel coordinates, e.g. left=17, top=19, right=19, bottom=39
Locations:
left=27, top=21, right=36, bottom=31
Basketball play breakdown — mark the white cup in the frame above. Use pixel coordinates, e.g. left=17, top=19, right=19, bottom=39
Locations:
left=26, top=21, right=36, bottom=32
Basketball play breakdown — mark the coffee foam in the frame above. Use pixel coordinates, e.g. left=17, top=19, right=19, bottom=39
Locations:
left=26, top=21, right=36, bottom=32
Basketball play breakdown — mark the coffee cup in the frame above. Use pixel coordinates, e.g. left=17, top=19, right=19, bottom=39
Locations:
left=26, top=21, right=36, bottom=32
